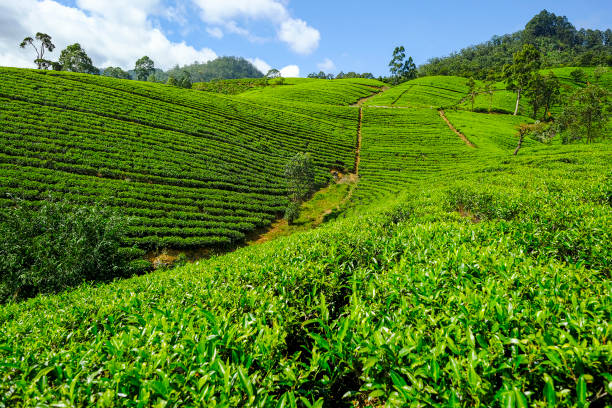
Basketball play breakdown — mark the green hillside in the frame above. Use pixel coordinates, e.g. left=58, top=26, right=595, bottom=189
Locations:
left=0, top=68, right=381, bottom=249
left=365, top=76, right=472, bottom=108
left=1, top=67, right=611, bottom=407
left=241, top=78, right=385, bottom=105
left=456, top=67, right=612, bottom=115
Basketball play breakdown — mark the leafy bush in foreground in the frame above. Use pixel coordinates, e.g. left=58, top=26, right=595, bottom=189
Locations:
left=0, top=200, right=144, bottom=302
left=1, top=155, right=610, bottom=406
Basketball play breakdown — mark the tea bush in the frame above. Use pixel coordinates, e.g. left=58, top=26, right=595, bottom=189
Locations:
left=0, top=200, right=144, bottom=302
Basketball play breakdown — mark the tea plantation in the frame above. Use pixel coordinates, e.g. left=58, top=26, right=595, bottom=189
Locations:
left=0, top=67, right=610, bottom=407
left=0, top=68, right=377, bottom=249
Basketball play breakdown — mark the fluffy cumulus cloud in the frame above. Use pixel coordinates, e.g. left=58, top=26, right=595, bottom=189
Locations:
left=0, top=0, right=217, bottom=70
left=279, top=64, right=299, bottom=77
left=278, top=19, right=320, bottom=55
left=247, top=57, right=271, bottom=75
left=247, top=57, right=299, bottom=77
left=192, top=0, right=320, bottom=55
left=317, top=58, right=336, bottom=72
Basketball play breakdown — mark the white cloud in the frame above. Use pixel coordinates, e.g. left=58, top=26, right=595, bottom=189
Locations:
left=317, top=58, right=335, bottom=72
left=278, top=18, right=320, bottom=55
left=247, top=57, right=271, bottom=74
left=192, top=0, right=320, bottom=54
left=247, top=57, right=298, bottom=77
left=192, top=0, right=288, bottom=24
left=0, top=0, right=217, bottom=70
left=206, top=27, right=224, bottom=39
left=279, top=64, right=299, bottom=78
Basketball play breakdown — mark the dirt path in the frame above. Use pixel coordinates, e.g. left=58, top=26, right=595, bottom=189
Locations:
left=355, top=107, right=363, bottom=175
left=351, top=86, right=389, bottom=107
left=438, top=109, right=476, bottom=148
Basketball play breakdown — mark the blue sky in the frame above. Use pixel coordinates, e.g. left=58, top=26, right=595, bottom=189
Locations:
left=1, top=0, right=610, bottom=77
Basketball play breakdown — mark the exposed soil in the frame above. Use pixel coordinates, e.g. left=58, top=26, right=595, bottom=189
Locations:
left=350, top=86, right=389, bottom=107
left=249, top=218, right=288, bottom=245
left=457, top=205, right=481, bottom=223
left=355, top=107, right=363, bottom=175
left=438, top=109, right=476, bottom=148
left=145, top=247, right=214, bottom=268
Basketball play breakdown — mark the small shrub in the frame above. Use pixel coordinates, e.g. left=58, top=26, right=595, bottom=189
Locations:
left=284, top=201, right=301, bottom=224
left=569, top=68, right=586, bottom=83
left=0, top=199, right=139, bottom=302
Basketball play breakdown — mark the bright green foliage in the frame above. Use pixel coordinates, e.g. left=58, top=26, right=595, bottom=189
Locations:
left=1, top=63, right=612, bottom=407
left=444, top=110, right=535, bottom=151
left=366, top=76, right=471, bottom=108
left=0, top=145, right=610, bottom=406
left=0, top=200, right=142, bottom=302
left=0, top=67, right=363, bottom=249
left=354, top=107, right=475, bottom=202
left=242, top=78, right=385, bottom=105
left=58, top=43, right=98, bottom=74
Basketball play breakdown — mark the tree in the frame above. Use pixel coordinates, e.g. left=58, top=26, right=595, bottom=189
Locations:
left=503, top=44, right=541, bottom=115
left=569, top=68, right=586, bottom=83
left=466, top=77, right=477, bottom=111
left=389, top=46, right=417, bottom=84
left=134, top=56, right=155, bottom=81
left=514, top=121, right=553, bottom=155
left=166, top=76, right=178, bottom=86
left=102, top=67, right=131, bottom=79
left=284, top=153, right=315, bottom=223
left=389, top=46, right=406, bottom=83
left=557, top=84, right=610, bottom=144
left=526, top=71, right=560, bottom=119
left=19, top=32, right=55, bottom=69
left=593, top=66, right=607, bottom=83
left=402, top=56, right=417, bottom=81
left=178, top=71, right=192, bottom=88
left=58, top=43, right=98, bottom=74
left=483, top=79, right=495, bottom=113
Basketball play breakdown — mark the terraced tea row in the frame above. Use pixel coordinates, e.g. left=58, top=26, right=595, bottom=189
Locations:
left=443, top=110, right=535, bottom=152
left=2, top=143, right=609, bottom=406
left=241, top=78, right=385, bottom=105
left=0, top=68, right=376, bottom=249
left=365, top=76, right=474, bottom=108
left=353, top=107, right=479, bottom=202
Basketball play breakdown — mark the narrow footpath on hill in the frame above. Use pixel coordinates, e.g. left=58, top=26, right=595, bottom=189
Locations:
left=438, top=109, right=476, bottom=148
left=350, top=86, right=389, bottom=107
left=248, top=89, right=382, bottom=246
left=355, top=106, right=363, bottom=175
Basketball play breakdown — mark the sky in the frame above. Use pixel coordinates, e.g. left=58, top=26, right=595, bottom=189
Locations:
left=1, top=0, right=610, bottom=77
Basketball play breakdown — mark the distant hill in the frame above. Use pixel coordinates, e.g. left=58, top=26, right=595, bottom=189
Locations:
left=166, top=56, right=264, bottom=83
left=420, top=10, right=612, bottom=78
